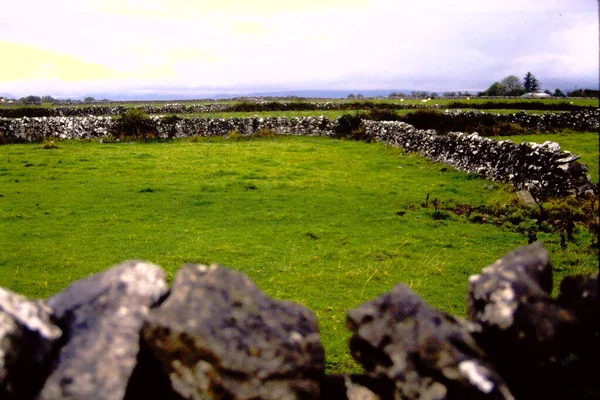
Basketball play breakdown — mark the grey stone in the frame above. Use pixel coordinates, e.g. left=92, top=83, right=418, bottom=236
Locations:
left=319, top=375, right=394, bottom=400
left=558, top=272, right=599, bottom=360
left=37, top=260, right=168, bottom=400
left=347, top=283, right=513, bottom=400
left=143, top=263, right=324, bottom=400
left=0, top=288, right=62, bottom=399
left=467, top=243, right=578, bottom=398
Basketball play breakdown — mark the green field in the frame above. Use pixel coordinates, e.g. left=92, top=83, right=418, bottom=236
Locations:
left=1, top=133, right=597, bottom=373
left=0, top=97, right=596, bottom=110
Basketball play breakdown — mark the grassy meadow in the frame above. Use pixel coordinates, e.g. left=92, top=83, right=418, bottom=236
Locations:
left=1, top=133, right=598, bottom=373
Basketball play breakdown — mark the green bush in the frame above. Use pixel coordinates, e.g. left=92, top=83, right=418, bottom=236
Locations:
left=365, top=109, right=400, bottom=121
left=333, top=113, right=374, bottom=142
left=432, top=210, right=452, bottom=220
left=110, top=109, right=156, bottom=139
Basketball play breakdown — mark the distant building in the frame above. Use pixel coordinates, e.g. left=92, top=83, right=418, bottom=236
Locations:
left=520, top=92, right=552, bottom=99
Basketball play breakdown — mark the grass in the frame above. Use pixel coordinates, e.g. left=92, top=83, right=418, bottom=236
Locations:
left=177, top=110, right=372, bottom=119
left=175, top=108, right=566, bottom=119
left=1, top=97, right=596, bottom=110
left=0, top=135, right=597, bottom=373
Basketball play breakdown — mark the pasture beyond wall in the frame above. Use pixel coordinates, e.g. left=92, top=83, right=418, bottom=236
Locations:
left=0, top=113, right=596, bottom=197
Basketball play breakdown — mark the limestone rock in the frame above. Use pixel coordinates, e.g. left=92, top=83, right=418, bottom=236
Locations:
left=320, top=375, right=394, bottom=400
left=467, top=243, right=578, bottom=398
left=347, top=283, right=512, bottom=400
left=143, top=263, right=324, bottom=400
left=559, top=272, right=599, bottom=354
left=37, top=261, right=168, bottom=400
left=0, top=288, right=62, bottom=399
left=555, top=272, right=600, bottom=398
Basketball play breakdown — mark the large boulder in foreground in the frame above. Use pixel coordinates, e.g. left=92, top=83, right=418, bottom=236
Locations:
left=467, top=242, right=578, bottom=398
left=37, top=261, right=168, bottom=400
left=347, top=283, right=512, bottom=400
left=0, top=288, right=62, bottom=400
left=143, top=263, right=325, bottom=400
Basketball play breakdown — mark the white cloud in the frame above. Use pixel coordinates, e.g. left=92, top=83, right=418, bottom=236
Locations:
left=1, top=0, right=597, bottom=97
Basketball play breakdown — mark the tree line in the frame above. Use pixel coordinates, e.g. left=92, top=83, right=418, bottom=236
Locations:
left=479, top=72, right=599, bottom=98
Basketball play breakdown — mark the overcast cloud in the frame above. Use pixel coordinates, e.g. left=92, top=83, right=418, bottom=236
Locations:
left=1, top=0, right=597, bottom=99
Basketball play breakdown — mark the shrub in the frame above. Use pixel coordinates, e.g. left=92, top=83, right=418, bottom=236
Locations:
left=366, top=109, right=400, bottom=121
left=110, top=109, right=156, bottom=139
left=43, top=140, right=59, bottom=149
left=333, top=113, right=374, bottom=142
left=432, top=210, right=452, bottom=220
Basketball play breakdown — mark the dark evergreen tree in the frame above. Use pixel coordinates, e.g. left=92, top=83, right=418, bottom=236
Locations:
left=523, top=72, right=540, bottom=93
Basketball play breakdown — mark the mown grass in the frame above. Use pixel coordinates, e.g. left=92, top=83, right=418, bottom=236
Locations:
left=0, top=135, right=597, bottom=373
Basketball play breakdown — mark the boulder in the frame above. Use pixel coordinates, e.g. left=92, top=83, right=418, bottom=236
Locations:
left=319, top=375, right=394, bottom=400
left=0, top=288, right=62, bottom=399
left=37, top=261, right=168, bottom=400
left=557, top=272, right=599, bottom=359
left=467, top=242, right=578, bottom=398
left=143, top=263, right=324, bottom=400
left=347, top=283, right=512, bottom=399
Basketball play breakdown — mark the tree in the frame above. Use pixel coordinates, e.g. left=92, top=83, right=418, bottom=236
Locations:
left=483, top=82, right=505, bottom=96
left=567, top=88, right=599, bottom=97
left=347, top=93, right=356, bottom=99
left=41, top=95, right=55, bottom=102
left=84, top=96, right=95, bottom=102
left=553, top=89, right=566, bottom=97
left=500, top=75, right=525, bottom=96
left=388, top=92, right=406, bottom=98
left=523, top=72, right=540, bottom=93
left=20, top=95, right=42, bottom=105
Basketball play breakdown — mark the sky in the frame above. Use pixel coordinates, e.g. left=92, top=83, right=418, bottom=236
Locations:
left=1, top=0, right=598, bottom=99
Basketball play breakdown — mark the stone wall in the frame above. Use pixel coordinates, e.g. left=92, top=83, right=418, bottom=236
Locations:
left=1, top=243, right=598, bottom=399
left=404, top=109, right=600, bottom=132
left=0, top=115, right=595, bottom=197
left=364, top=120, right=595, bottom=197
left=1, top=102, right=595, bottom=118
left=0, top=116, right=338, bottom=142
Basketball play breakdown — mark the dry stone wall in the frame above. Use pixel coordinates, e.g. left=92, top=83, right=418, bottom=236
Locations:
left=0, top=116, right=338, bottom=142
left=404, top=109, right=600, bottom=132
left=0, top=115, right=595, bottom=198
left=364, top=120, right=595, bottom=197
left=1, top=243, right=598, bottom=399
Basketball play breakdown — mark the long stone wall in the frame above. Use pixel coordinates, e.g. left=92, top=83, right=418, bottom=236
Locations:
left=1, top=243, right=598, bottom=399
left=1, top=102, right=596, bottom=119
left=0, top=115, right=595, bottom=197
left=0, top=116, right=338, bottom=142
left=405, top=109, right=600, bottom=132
left=364, top=120, right=595, bottom=197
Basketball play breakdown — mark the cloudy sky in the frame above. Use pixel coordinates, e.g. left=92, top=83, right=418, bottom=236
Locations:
left=1, top=0, right=598, bottom=99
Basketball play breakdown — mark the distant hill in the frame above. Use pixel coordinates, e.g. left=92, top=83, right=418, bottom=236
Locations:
left=0, top=92, right=16, bottom=99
